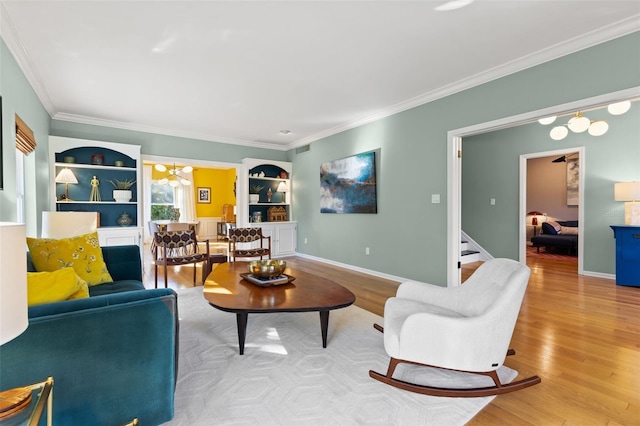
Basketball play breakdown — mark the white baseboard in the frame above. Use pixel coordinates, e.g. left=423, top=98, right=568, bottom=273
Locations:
left=581, top=270, right=615, bottom=280
left=295, top=252, right=408, bottom=283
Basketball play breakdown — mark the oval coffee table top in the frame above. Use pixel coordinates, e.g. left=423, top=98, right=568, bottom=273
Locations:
left=203, top=261, right=355, bottom=313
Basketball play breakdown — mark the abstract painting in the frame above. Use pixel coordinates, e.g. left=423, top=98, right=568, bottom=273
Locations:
left=320, top=151, right=377, bottom=214
left=566, top=157, right=579, bottom=206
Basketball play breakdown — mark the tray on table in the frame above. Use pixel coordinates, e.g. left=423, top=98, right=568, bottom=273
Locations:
left=240, top=273, right=296, bottom=287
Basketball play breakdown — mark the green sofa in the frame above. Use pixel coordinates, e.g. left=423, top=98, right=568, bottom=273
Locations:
left=0, top=245, right=178, bottom=425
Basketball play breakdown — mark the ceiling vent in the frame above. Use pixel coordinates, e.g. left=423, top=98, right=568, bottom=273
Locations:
left=295, top=144, right=311, bottom=154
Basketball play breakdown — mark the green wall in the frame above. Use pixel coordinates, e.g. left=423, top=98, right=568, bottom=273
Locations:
left=289, top=32, right=640, bottom=284
left=49, top=120, right=287, bottom=166
left=2, top=31, right=639, bottom=283
left=463, top=103, right=639, bottom=275
left=0, top=39, right=50, bottom=236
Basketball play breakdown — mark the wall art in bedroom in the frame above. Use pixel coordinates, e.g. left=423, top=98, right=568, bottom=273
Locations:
left=320, top=151, right=377, bottom=214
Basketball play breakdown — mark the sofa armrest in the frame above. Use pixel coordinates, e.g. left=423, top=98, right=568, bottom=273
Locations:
left=101, top=245, right=142, bottom=282
left=0, top=289, right=178, bottom=425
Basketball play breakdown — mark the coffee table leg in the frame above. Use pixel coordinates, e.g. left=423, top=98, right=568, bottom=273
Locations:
left=319, top=310, right=329, bottom=348
left=236, top=313, right=248, bottom=355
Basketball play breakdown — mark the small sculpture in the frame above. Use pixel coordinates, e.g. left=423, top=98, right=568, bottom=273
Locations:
left=89, top=176, right=101, bottom=202
left=267, top=188, right=272, bottom=202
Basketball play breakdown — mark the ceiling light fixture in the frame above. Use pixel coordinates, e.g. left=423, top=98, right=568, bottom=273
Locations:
left=434, top=0, right=474, bottom=12
left=155, top=163, right=192, bottom=187
left=538, top=100, right=633, bottom=141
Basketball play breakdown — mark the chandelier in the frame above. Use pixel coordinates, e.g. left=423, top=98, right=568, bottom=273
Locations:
left=155, top=164, right=192, bottom=187
left=539, top=100, right=631, bottom=141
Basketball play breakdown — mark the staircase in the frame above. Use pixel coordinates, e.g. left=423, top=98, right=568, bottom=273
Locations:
left=461, top=240, right=480, bottom=264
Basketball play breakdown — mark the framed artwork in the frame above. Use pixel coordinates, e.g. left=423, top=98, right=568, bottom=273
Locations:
left=320, top=151, right=377, bottom=214
left=197, top=187, right=211, bottom=203
left=566, top=157, right=579, bottom=206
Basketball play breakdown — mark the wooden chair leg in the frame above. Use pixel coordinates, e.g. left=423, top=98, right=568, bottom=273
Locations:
left=154, top=264, right=158, bottom=288
left=163, top=262, right=168, bottom=288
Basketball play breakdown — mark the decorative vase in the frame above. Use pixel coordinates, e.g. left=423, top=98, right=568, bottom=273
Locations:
left=113, top=190, right=132, bottom=203
left=249, top=194, right=259, bottom=204
left=117, top=212, right=133, bottom=227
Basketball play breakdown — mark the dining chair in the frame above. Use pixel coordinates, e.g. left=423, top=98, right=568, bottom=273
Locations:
left=153, top=230, right=210, bottom=288
left=228, top=227, right=271, bottom=261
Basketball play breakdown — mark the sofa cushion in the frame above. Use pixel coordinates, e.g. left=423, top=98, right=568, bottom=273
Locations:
left=88, top=280, right=145, bottom=297
left=27, top=268, right=89, bottom=306
left=26, top=232, right=113, bottom=286
left=542, top=221, right=561, bottom=235
left=560, top=226, right=579, bottom=235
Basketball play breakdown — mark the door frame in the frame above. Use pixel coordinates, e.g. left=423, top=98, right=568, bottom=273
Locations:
left=446, top=86, right=639, bottom=287
left=519, top=147, right=585, bottom=274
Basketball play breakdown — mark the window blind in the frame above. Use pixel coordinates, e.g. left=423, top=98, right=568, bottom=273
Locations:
left=15, top=114, right=37, bottom=155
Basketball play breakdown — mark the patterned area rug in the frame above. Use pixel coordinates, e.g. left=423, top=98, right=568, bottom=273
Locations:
left=167, top=287, right=518, bottom=426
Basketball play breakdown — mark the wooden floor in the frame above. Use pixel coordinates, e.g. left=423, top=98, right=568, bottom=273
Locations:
left=142, top=252, right=640, bottom=425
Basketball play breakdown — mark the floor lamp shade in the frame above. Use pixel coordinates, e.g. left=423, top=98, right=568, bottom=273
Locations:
left=0, top=223, right=28, bottom=345
left=615, top=182, right=640, bottom=226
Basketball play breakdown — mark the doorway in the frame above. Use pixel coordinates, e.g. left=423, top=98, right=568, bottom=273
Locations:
left=521, top=148, right=584, bottom=272
left=447, top=87, right=638, bottom=287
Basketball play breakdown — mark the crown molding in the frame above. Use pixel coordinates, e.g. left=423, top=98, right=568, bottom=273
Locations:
left=0, top=3, right=56, bottom=116
left=287, top=16, right=640, bottom=150
left=52, top=112, right=288, bottom=151
left=2, top=1, right=637, bottom=152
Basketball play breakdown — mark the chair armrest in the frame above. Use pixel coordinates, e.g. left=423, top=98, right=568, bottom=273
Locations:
left=263, top=235, right=271, bottom=249
left=396, top=280, right=458, bottom=310
left=396, top=311, right=512, bottom=372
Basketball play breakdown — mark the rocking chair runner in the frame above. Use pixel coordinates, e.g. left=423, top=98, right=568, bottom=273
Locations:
left=369, top=258, right=541, bottom=397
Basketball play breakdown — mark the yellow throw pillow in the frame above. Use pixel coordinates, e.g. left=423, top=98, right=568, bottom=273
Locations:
left=27, top=232, right=113, bottom=286
left=27, top=268, right=90, bottom=306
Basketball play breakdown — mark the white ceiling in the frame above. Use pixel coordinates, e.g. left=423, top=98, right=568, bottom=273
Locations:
left=2, top=1, right=639, bottom=151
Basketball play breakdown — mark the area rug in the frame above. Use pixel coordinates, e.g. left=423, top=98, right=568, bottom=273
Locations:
left=167, top=287, right=518, bottom=426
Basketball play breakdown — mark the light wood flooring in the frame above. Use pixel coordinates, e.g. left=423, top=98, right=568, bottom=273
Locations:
left=142, top=249, right=640, bottom=425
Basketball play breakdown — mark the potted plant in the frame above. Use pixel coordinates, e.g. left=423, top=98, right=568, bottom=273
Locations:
left=249, top=184, right=264, bottom=204
left=109, top=178, right=136, bottom=203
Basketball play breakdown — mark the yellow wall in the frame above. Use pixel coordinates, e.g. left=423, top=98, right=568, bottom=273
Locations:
left=193, top=167, right=236, bottom=217
left=151, top=164, right=236, bottom=217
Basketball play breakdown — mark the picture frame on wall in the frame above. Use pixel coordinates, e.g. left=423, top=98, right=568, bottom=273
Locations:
left=320, top=151, right=377, bottom=214
left=566, top=157, right=579, bottom=206
left=197, top=187, right=211, bottom=203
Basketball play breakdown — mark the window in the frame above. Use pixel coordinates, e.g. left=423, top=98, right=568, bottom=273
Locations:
left=15, top=114, right=35, bottom=223
left=150, top=181, right=175, bottom=220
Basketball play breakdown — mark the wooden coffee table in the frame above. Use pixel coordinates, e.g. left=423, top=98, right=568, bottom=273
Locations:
left=203, top=261, right=356, bottom=355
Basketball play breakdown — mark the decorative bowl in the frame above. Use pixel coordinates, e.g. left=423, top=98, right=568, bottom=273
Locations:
left=248, top=259, right=287, bottom=279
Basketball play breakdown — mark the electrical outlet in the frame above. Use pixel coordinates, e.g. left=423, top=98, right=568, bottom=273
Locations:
left=365, top=247, right=370, bottom=255
left=304, top=238, right=308, bottom=244
left=431, top=194, right=440, bottom=204
left=490, top=198, right=496, bottom=205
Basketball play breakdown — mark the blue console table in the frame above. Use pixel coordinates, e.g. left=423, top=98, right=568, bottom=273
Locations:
left=610, top=225, right=640, bottom=287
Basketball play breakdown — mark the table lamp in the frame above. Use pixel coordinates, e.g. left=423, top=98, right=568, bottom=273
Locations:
left=55, top=168, right=78, bottom=201
left=0, top=223, right=30, bottom=420
left=615, top=182, right=640, bottom=225
left=276, top=181, right=287, bottom=203
left=527, top=211, right=543, bottom=226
